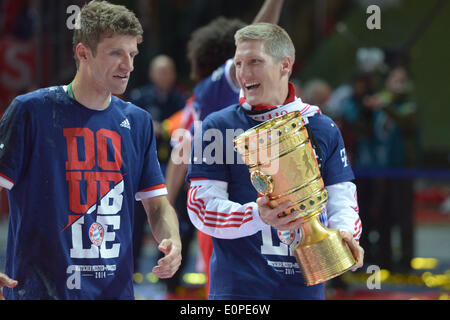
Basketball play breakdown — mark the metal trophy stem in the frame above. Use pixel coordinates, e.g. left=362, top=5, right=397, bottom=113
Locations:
left=234, top=111, right=355, bottom=286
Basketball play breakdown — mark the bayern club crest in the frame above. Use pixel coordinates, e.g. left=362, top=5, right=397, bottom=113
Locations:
left=277, top=230, right=295, bottom=245
left=89, top=222, right=104, bottom=247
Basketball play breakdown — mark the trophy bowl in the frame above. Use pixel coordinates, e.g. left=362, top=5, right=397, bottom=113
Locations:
left=234, top=111, right=355, bottom=285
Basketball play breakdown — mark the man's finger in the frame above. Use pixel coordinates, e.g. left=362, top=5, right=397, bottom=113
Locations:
left=157, top=252, right=176, bottom=266
left=256, top=195, right=269, bottom=206
left=351, top=246, right=364, bottom=272
left=274, top=201, right=293, bottom=217
left=152, top=259, right=181, bottom=279
left=0, top=273, right=18, bottom=288
left=340, top=231, right=364, bottom=272
left=0, top=273, right=17, bottom=300
left=276, top=214, right=305, bottom=231
left=153, top=239, right=182, bottom=278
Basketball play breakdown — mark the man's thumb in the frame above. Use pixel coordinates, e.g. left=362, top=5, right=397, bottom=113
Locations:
left=158, top=239, right=172, bottom=254
left=6, top=279, right=18, bottom=288
left=0, top=274, right=18, bottom=288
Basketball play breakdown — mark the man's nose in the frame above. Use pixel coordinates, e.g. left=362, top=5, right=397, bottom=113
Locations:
left=121, top=56, right=134, bottom=73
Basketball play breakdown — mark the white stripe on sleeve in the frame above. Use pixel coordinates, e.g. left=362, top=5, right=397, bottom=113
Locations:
left=326, top=181, right=362, bottom=242
left=187, top=179, right=267, bottom=239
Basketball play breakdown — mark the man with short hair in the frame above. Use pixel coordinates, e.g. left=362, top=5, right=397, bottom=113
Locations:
left=0, top=0, right=181, bottom=300
left=186, top=23, right=364, bottom=300
left=165, top=1, right=286, bottom=298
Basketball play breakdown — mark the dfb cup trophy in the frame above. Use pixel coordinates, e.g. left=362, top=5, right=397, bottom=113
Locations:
left=234, top=111, right=355, bottom=285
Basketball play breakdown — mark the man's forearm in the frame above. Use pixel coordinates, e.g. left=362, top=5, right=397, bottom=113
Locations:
left=142, top=196, right=181, bottom=246
left=165, top=146, right=189, bottom=205
left=253, top=0, right=285, bottom=24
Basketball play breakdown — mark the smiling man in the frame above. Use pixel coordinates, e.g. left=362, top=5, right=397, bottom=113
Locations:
left=186, top=23, right=364, bottom=300
left=235, top=38, right=291, bottom=107
left=0, top=1, right=181, bottom=300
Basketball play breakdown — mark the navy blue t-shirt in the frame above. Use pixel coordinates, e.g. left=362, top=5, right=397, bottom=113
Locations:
left=187, top=104, right=354, bottom=299
left=0, top=86, right=165, bottom=299
left=193, top=60, right=240, bottom=122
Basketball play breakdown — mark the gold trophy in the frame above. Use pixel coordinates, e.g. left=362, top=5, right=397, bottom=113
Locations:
left=234, top=111, right=355, bottom=286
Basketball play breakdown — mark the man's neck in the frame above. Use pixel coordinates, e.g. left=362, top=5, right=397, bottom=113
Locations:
left=71, top=73, right=111, bottom=111
left=263, top=82, right=290, bottom=107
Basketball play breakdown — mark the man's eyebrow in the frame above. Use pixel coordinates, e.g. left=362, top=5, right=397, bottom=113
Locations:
left=110, top=48, right=139, bottom=55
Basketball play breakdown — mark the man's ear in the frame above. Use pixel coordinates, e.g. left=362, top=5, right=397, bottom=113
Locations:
left=75, top=43, right=91, bottom=65
left=280, top=56, right=293, bottom=78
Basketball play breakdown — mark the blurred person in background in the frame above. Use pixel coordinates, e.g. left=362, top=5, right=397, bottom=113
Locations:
left=129, top=55, right=186, bottom=128
left=335, top=49, right=387, bottom=268
left=164, top=0, right=286, bottom=299
left=303, top=78, right=332, bottom=116
left=128, top=54, right=186, bottom=173
left=328, top=47, right=386, bottom=121
left=340, top=72, right=377, bottom=165
left=339, top=71, right=380, bottom=267
left=127, top=55, right=186, bottom=282
left=365, top=64, right=421, bottom=272
left=339, top=60, right=420, bottom=272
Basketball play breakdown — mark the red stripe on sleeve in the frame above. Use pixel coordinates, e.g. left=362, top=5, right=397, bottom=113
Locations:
left=0, top=172, right=15, bottom=184
left=187, top=185, right=254, bottom=229
left=139, top=184, right=166, bottom=193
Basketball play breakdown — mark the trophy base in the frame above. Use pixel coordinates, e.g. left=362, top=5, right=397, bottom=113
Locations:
left=294, top=217, right=356, bottom=286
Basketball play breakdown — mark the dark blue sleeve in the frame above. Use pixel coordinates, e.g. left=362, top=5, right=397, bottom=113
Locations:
left=138, top=113, right=165, bottom=191
left=309, top=115, right=355, bottom=186
left=186, top=115, right=230, bottom=183
left=196, top=82, right=217, bottom=122
left=0, top=97, right=32, bottom=187
left=192, top=80, right=206, bottom=118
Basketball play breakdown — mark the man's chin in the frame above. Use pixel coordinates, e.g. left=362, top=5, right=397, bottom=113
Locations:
left=110, top=85, right=127, bottom=96
left=245, top=97, right=263, bottom=106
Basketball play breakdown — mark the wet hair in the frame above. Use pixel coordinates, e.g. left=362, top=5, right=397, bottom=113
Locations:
left=72, top=0, right=143, bottom=68
left=187, top=16, right=246, bottom=81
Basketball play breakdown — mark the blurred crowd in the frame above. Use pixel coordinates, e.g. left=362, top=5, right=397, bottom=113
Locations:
left=298, top=48, right=422, bottom=274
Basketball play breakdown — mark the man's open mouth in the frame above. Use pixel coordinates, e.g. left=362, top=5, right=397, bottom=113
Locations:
left=245, top=82, right=260, bottom=91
